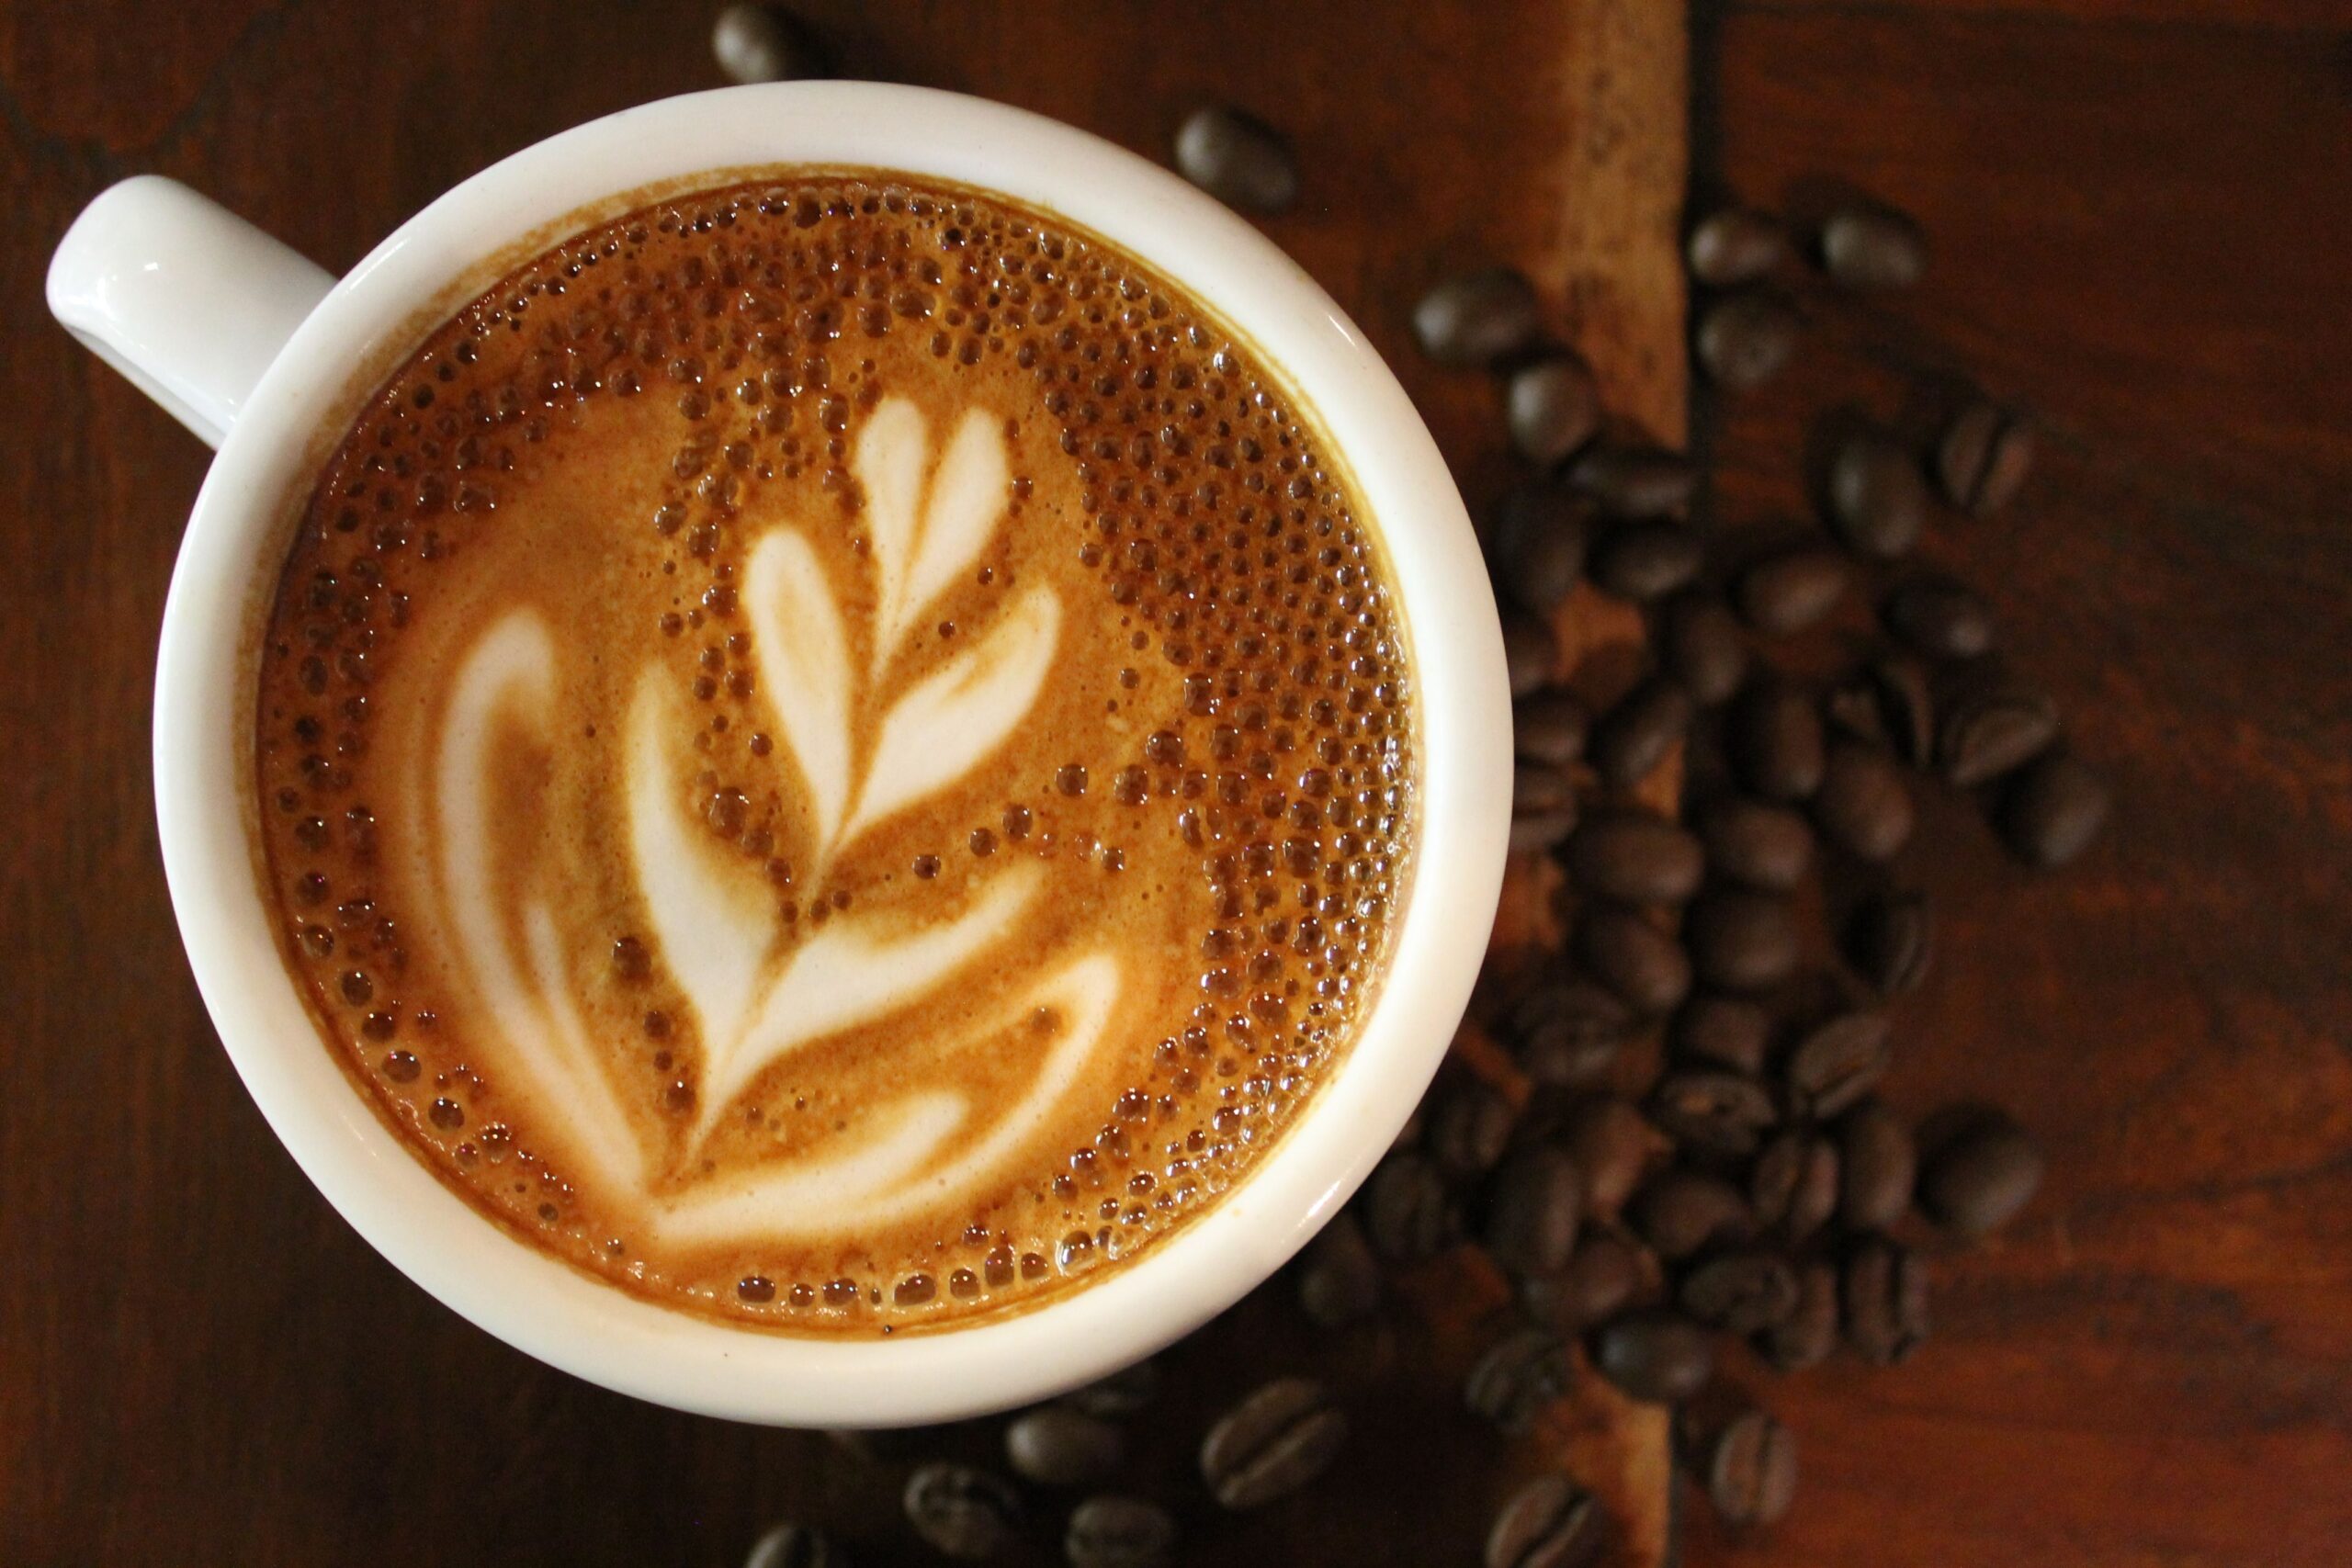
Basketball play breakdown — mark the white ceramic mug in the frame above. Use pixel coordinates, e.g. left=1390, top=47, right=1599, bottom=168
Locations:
left=48, top=82, right=1510, bottom=1426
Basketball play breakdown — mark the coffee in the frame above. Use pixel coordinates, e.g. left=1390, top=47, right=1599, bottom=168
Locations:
left=253, top=174, right=1415, bottom=1333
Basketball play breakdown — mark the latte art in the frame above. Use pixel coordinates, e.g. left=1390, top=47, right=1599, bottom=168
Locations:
left=255, top=175, right=1416, bottom=1330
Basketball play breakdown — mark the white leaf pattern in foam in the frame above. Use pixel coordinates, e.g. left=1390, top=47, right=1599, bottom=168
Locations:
left=855, top=395, right=928, bottom=676
left=890, top=406, right=1011, bottom=662
left=745, top=527, right=855, bottom=854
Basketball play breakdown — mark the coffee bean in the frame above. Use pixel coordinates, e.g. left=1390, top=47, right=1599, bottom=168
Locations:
left=1684, top=889, right=1801, bottom=992
left=1511, top=761, right=1579, bottom=854
left=1416, top=268, right=1543, bottom=367
left=1919, top=1109, right=2044, bottom=1236
left=1063, top=1358, right=1159, bottom=1418
left=1842, top=1235, right=1929, bottom=1365
left=1939, top=400, right=2035, bottom=517
left=1838, top=1099, right=1917, bottom=1232
left=1695, top=797, right=1815, bottom=893
left=1501, top=609, right=1557, bottom=701
left=1065, top=1496, right=1176, bottom=1568
left=1650, top=1069, right=1779, bottom=1156
left=1858, top=654, right=1938, bottom=766
left=1728, top=681, right=1826, bottom=801
left=1172, top=104, right=1298, bottom=215
left=1523, top=1230, right=1648, bottom=1333
left=1465, top=1325, right=1574, bottom=1433
left=1590, top=1309, right=1715, bottom=1404
left=1509, top=354, right=1603, bottom=466
left=1487, top=1473, right=1605, bottom=1568
left=1483, top=1145, right=1585, bottom=1277
left=1578, top=906, right=1693, bottom=1016
left=1429, top=1077, right=1520, bottom=1180
left=1569, top=444, right=1698, bottom=520
left=1703, top=1409, right=1798, bottom=1527
left=1826, top=433, right=1928, bottom=559
left=823, top=1426, right=928, bottom=1463
left=1687, top=207, right=1789, bottom=288
left=1591, top=522, right=1705, bottom=603
left=1811, top=741, right=1916, bottom=862
left=1758, top=1260, right=1839, bottom=1371
left=1846, top=888, right=1933, bottom=995
left=1295, top=1211, right=1383, bottom=1327
left=903, top=1463, right=1022, bottom=1560
left=1007, top=1406, right=1125, bottom=1487
left=1783, top=1011, right=1891, bottom=1119
left=1819, top=203, right=1927, bottom=290
left=745, top=1520, right=849, bottom=1568
left=1560, top=1096, right=1657, bottom=1217
left=1884, top=577, right=1996, bottom=660
left=1680, top=1249, right=1800, bottom=1335
left=1591, top=677, right=1693, bottom=791
left=1491, top=481, right=1593, bottom=614
left=1517, top=1021, right=1623, bottom=1091
left=711, top=6, right=831, bottom=85
left=2000, top=750, right=2109, bottom=868
left=1697, top=290, right=1800, bottom=390
left=1631, top=1169, right=1753, bottom=1260
left=1734, top=545, right=1849, bottom=636
left=1660, top=592, right=1749, bottom=706
left=1510, top=977, right=1633, bottom=1088
left=1938, top=684, right=2059, bottom=788
left=1515, top=688, right=1590, bottom=767
left=1199, top=1377, right=1347, bottom=1509
left=1363, top=1151, right=1458, bottom=1261
left=1670, top=994, right=1774, bottom=1075
left=1749, top=1129, right=1839, bottom=1244
left=1567, top=811, right=1705, bottom=905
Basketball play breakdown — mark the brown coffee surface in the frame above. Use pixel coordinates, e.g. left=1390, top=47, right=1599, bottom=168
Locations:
left=254, top=174, right=1415, bottom=1333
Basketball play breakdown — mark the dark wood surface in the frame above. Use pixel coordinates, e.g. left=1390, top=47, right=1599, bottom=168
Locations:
left=5, top=3, right=2349, bottom=1566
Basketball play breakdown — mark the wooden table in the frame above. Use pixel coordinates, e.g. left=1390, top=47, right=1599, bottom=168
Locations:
left=3, top=3, right=2346, bottom=1565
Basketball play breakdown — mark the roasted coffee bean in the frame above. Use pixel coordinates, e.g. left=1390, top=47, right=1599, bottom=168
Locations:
left=1063, top=1358, right=1160, bottom=1418
left=1846, top=888, right=1933, bottom=995
left=1660, top=592, right=1749, bottom=706
left=1415, top=267, right=1543, bottom=367
left=1938, top=684, right=2059, bottom=788
left=1515, top=688, right=1591, bottom=767
left=1939, top=400, right=2035, bottom=517
left=1568, top=444, right=1698, bottom=520
left=1592, top=677, right=1693, bottom=792
left=1650, top=1069, right=1779, bottom=1156
left=1826, top=432, right=1928, bottom=559
left=1066, top=1496, right=1177, bottom=1568
left=1006, top=1406, right=1125, bottom=1487
left=903, top=1463, right=1022, bottom=1560
left=1684, top=889, right=1801, bottom=992
left=1734, top=545, right=1849, bottom=635
left=1295, top=1211, right=1383, bottom=1327
left=745, top=1520, right=849, bottom=1568
left=1862, top=654, right=1939, bottom=765
left=1483, top=1145, right=1585, bottom=1276
left=1784, top=1011, right=1892, bottom=1119
left=1590, top=1309, right=1715, bottom=1404
left=1696, top=797, right=1815, bottom=893
left=1491, top=480, right=1594, bottom=614
left=1509, top=354, right=1603, bottom=466
left=1591, top=522, right=1705, bottom=603
left=1523, top=1230, right=1648, bottom=1333
left=1511, top=761, right=1580, bottom=854
left=1838, top=1099, right=1917, bottom=1232
left=1172, top=104, right=1298, bottom=214
left=711, top=5, right=831, bottom=84
left=1749, top=1129, right=1839, bottom=1243
left=1842, top=1235, right=1929, bottom=1365
left=1520, top=1021, right=1623, bottom=1090
left=1567, top=811, right=1705, bottom=906
left=1884, top=577, right=1996, bottom=660
left=1703, top=1409, right=1798, bottom=1527
left=1363, top=1151, right=1458, bottom=1261
left=1631, top=1169, right=1753, bottom=1259
left=1501, top=609, right=1557, bottom=700
left=2000, top=750, right=2110, bottom=868
left=1200, top=1377, right=1348, bottom=1509
left=1728, top=681, right=1826, bottom=801
left=1697, top=290, right=1800, bottom=390
left=1487, top=1473, right=1605, bottom=1568
left=1680, top=1249, right=1800, bottom=1335
left=1671, top=993, right=1774, bottom=1075
left=1919, top=1109, right=2044, bottom=1236
left=1465, top=1325, right=1574, bottom=1433
left=1560, top=1096, right=1657, bottom=1216
left=1687, top=207, right=1788, bottom=288
left=1759, top=1260, right=1839, bottom=1371
left=1429, top=1077, right=1520, bottom=1180
left=1511, top=978, right=1633, bottom=1088
left=1812, top=741, right=1916, bottom=862
left=1578, top=907, right=1693, bottom=1016
left=1819, top=203, right=1927, bottom=290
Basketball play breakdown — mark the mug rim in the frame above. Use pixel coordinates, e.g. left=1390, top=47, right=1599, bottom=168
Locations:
left=154, top=80, right=1510, bottom=1426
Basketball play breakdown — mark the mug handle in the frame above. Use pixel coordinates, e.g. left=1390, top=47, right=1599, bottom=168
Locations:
left=47, top=175, right=337, bottom=451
